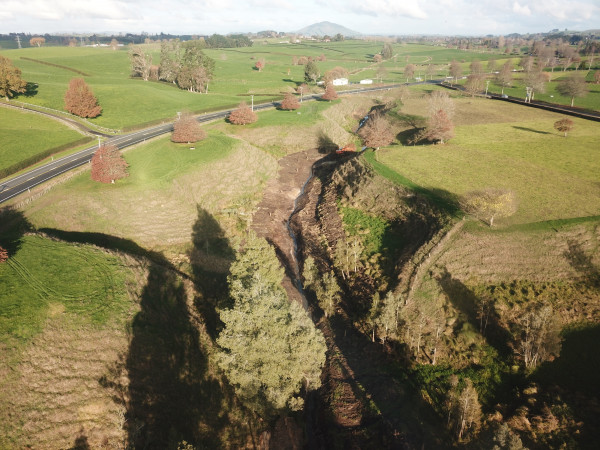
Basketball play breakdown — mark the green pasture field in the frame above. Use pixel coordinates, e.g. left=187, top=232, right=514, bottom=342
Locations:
left=22, top=129, right=277, bottom=250
left=0, top=234, right=132, bottom=350
left=375, top=95, right=600, bottom=225
left=0, top=42, right=511, bottom=130
left=0, top=106, right=89, bottom=173
left=486, top=70, right=600, bottom=111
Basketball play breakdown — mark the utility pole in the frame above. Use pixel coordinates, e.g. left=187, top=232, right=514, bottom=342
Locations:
left=16, top=35, right=21, bottom=49
left=251, top=94, right=254, bottom=111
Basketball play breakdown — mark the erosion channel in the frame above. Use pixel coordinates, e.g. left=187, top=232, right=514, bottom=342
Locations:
left=252, top=146, right=450, bottom=449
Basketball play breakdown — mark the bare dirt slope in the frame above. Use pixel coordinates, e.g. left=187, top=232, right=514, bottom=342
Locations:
left=251, top=148, right=324, bottom=306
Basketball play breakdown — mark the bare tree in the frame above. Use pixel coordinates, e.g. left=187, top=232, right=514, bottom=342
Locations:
left=428, top=90, right=455, bottom=119
left=404, top=63, right=416, bottom=82
left=556, top=73, right=588, bottom=107
left=464, top=74, right=484, bottom=97
left=515, top=305, right=561, bottom=369
left=469, top=59, right=483, bottom=75
left=455, top=379, right=482, bottom=440
left=358, top=112, right=394, bottom=150
left=496, top=60, right=513, bottom=95
left=29, top=37, right=45, bottom=47
left=424, top=109, right=455, bottom=144
left=554, top=117, right=574, bottom=137
left=449, top=60, right=462, bottom=85
left=110, top=39, right=119, bottom=50
left=524, top=69, right=549, bottom=101
left=426, top=64, right=436, bottom=80
left=129, top=46, right=152, bottom=81
left=323, top=66, right=349, bottom=84
left=460, top=188, right=518, bottom=226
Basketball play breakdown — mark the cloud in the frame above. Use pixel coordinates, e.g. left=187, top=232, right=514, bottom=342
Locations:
left=512, top=2, right=532, bottom=16
left=349, top=0, right=428, bottom=19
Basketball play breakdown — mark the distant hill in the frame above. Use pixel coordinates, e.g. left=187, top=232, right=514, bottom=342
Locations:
left=296, top=21, right=361, bottom=38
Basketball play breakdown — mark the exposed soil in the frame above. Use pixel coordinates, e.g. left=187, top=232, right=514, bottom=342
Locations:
left=251, top=148, right=325, bottom=307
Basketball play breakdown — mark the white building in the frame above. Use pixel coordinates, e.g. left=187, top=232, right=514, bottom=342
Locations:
left=359, top=79, right=373, bottom=85
left=332, top=78, right=348, bottom=86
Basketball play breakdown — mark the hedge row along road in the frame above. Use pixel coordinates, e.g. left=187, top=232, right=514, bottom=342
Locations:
left=2, top=79, right=597, bottom=205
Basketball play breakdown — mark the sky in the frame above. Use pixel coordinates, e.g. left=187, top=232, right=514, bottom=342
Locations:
left=1, top=0, right=599, bottom=36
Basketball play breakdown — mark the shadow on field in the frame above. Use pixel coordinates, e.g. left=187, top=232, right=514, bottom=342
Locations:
left=436, top=268, right=512, bottom=357
left=124, top=206, right=240, bottom=448
left=0, top=206, right=31, bottom=257
left=564, top=239, right=600, bottom=289
left=188, top=205, right=236, bottom=338
left=512, top=126, right=551, bottom=135
left=317, top=129, right=339, bottom=154
left=317, top=313, right=450, bottom=450
left=41, top=208, right=242, bottom=448
left=534, top=324, right=600, bottom=447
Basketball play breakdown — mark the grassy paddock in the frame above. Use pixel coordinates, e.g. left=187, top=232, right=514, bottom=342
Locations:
left=23, top=130, right=277, bottom=249
left=1, top=42, right=514, bottom=130
left=0, top=106, right=89, bottom=175
left=377, top=96, right=600, bottom=225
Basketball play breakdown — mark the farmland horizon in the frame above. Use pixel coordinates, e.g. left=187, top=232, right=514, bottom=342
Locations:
left=2, top=0, right=599, bottom=37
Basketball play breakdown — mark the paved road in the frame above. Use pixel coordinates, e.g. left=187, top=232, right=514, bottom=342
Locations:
left=0, top=82, right=438, bottom=205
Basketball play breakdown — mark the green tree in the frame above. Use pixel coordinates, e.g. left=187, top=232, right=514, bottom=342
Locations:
left=381, top=42, right=393, bottom=59
left=304, top=61, right=320, bottom=83
left=159, top=39, right=181, bottom=84
left=0, top=56, right=27, bottom=100
left=319, top=271, right=341, bottom=318
left=177, top=40, right=215, bottom=93
left=217, top=234, right=326, bottom=417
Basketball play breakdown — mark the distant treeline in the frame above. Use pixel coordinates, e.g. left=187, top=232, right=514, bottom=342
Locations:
left=0, top=33, right=252, bottom=49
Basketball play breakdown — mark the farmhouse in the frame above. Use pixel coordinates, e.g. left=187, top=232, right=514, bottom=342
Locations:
left=332, top=78, right=348, bottom=86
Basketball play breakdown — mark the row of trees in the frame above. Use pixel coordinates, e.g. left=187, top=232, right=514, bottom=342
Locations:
left=129, top=40, right=215, bottom=93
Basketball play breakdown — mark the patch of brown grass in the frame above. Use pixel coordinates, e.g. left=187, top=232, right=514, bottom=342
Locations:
left=2, top=316, right=131, bottom=448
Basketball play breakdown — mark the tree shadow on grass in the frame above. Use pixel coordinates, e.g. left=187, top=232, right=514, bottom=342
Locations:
left=436, top=267, right=512, bottom=358
left=40, top=210, right=243, bottom=448
left=188, top=205, right=235, bottom=339
left=564, top=239, right=600, bottom=289
left=317, top=129, right=339, bottom=154
left=0, top=206, right=31, bottom=257
left=512, top=126, right=551, bottom=135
